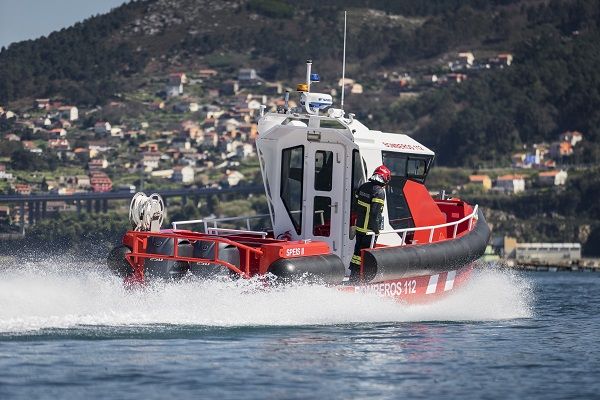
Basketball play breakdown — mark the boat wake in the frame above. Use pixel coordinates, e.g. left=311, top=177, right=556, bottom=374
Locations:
left=0, top=258, right=533, bottom=334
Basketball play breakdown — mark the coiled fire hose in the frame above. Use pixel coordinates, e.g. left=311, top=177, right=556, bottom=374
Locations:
left=129, top=192, right=165, bottom=231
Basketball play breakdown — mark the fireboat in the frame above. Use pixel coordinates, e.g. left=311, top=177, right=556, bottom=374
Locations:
left=107, top=60, right=490, bottom=302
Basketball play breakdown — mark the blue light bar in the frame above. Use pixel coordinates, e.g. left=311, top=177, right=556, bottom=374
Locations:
left=310, top=73, right=320, bottom=82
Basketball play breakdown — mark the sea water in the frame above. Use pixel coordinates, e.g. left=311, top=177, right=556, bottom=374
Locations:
left=0, top=258, right=598, bottom=399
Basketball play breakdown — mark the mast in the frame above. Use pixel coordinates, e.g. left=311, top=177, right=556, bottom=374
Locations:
left=306, top=59, right=312, bottom=92
left=341, top=11, right=347, bottom=110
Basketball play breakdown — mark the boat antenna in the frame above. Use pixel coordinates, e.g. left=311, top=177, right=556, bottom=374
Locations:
left=340, top=10, right=347, bottom=110
left=283, top=90, right=290, bottom=112
left=306, top=59, right=312, bottom=92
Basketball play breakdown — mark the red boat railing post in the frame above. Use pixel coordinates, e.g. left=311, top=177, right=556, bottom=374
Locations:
left=245, top=249, right=250, bottom=277
left=468, top=205, right=477, bottom=231
left=130, top=234, right=145, bottom=284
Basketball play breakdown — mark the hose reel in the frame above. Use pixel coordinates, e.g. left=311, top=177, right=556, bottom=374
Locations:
left=129, top=192, right=166, bottom=232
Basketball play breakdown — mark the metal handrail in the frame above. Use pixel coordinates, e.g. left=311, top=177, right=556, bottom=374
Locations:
left=172, top=209, right=326, bottom=235
left=172, top=213, right=272, bottom=233
left=366, top=204, right=479, bottom=248
left=206, top=227, right=268, bottom=238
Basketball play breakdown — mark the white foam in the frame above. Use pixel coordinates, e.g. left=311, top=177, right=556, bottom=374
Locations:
left=0, top=259, right=533, bottom=333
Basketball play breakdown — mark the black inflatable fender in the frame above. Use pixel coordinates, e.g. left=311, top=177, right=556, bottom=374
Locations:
left=144, top=237, right=193, bottom=279
left=267, top=254, right=346, bottom=284
left=106, top=244, right=133, bottom=278
left=362, top=208, right=491, bottom=282
left=189, top=240, right=241, bottom=278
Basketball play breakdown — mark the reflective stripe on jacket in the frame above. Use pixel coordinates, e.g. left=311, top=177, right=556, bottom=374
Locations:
left=354, top=181, right=385, bottom=234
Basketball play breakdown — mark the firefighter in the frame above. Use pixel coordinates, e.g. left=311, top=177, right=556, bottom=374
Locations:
left=349, top=165, right=391, bottom=281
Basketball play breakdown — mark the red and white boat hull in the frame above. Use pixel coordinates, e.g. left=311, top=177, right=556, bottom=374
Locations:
left=342, top=265, right=473, bottom=303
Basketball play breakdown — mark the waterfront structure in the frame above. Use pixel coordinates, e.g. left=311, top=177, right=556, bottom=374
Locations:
left=516, top=243, right=581, bottom=263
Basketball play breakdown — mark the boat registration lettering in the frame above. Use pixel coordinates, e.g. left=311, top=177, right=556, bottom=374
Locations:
left=382, top=142, right=425, bottom=151
left=285, top=247, right=305, bottom=257
left=404, top=280, right=417, bottom=294
left=355, top=280, right=417, bottom=297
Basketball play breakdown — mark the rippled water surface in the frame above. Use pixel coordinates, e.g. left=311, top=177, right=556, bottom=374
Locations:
left=0, top=259, right=598, bottom=399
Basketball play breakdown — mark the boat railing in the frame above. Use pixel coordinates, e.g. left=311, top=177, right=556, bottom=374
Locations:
left=366, top=204, right=479, bottom=248
left=172, top=213, right=272, bottom=237
left=124, top=229, right=264, bottom=281
left=172, top=209, right=326, bottom=237
left=206, top=227, right=268, bottom=238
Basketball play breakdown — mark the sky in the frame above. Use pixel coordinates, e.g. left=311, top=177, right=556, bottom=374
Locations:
left=0, top=0, right=128, bottom=49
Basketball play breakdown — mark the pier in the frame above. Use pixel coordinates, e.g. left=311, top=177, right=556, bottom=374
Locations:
left=505, top=259, right=600, bottom=272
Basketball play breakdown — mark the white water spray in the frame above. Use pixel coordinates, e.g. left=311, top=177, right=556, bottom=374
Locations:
left=0, top=258, right=533, bottom=334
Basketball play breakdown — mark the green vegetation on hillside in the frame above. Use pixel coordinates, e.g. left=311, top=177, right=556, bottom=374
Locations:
left=355, top=1, right=600, bottom=167
left=0, top=1, right=147, bottom=105
left=0, top=0, right=569, bottom=116
left=247, top=0, right=294, bottom=18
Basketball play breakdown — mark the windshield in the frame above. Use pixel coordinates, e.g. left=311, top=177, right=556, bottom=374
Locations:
left=385, top=176, right=414, bottom=231
left=382, top=151, right=432, bottom=184
left=381, top=151, right=433, bottom=233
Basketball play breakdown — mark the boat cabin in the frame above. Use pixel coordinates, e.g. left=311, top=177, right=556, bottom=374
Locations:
left=256, top=62, right=446, bottom=269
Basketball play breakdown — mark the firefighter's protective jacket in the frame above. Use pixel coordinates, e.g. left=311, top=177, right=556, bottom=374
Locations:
left=354, top=181, right=386, bottom=234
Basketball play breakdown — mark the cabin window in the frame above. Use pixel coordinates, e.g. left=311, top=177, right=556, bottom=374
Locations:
left=282, top=118, right=309, bottom=126
left=353, top=150, right=366, bottom=189
left=314, top=150, right=333, bottom=191
left=407, top=158, right=427, bottom=178
left=349, top=150, right=366, bottom=237
left=281, top=146, right=304, bottom=234
left=319, top=119, right=346, bottom=129
left=313, top=196, right=331, bottom=237
left=382, top=151, right=432, bottom=184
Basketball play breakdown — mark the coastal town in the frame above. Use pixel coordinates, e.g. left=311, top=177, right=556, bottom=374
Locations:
left=0, top=50, right=595, bottom=268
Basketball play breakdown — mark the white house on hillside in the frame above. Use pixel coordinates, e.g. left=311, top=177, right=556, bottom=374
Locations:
left=458, top=52, right=475, bottom=65
left=495, top=174, right=526, bottom=194
left=58, top=106, right=79, bottom=121
left=172, top=165, right=195, bottom=184
left=558, top=131, right=583, bottom=147
left=226, top=170, right=244, bottom=187
left=538, top=170, right=567, bottom=186
left=142, top=152, right=161, bottom=171
left=94, top=122, right=112, bottom=135
left=166, top=73, right=187, bottom=97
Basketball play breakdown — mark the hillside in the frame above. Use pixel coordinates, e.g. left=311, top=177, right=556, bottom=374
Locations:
left=0, top=0, right=520, bottom=106
left=1, top=0, right=599, bottom=167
